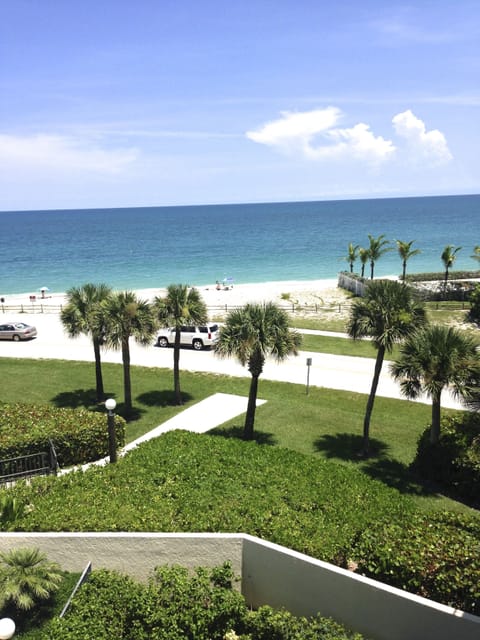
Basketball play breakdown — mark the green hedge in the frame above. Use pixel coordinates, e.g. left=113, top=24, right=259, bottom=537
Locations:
left=412, top=414, right=480, bottom=506
left=0, top=404, right=126, bottom=467
left=10, top=431, right=412, bottom=565
left=42, top=564, right=366, bottom=639
left=4, top=431, right=480, bottom=614
left=354, top=511, right=480, bottom=615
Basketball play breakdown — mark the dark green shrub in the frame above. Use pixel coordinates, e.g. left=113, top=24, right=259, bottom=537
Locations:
left=468, top=283, right=480, bottom=324
left=41, top=565, right=367, bottom=640
left=0, top=403, right=126, bottom=466
left=353, top=511, right=480, bottom=615
left=412, top=414, right=480, bottom=506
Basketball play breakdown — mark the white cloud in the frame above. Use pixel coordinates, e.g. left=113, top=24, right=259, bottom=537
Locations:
left=246, top=108, right=395, bottom=164
left=392, top=110, right=452, bottom=165
left=0, top=134, right=137, bottom=173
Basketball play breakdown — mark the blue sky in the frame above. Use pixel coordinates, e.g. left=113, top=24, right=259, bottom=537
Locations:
left=1, top=0, right=479, bottom=211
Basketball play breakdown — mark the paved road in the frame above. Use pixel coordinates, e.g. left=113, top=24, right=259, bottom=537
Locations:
left=0, top=313, right=463, bottom=409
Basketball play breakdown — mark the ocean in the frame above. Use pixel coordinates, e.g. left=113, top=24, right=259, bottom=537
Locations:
left=0, top=194, right=479, bottom=295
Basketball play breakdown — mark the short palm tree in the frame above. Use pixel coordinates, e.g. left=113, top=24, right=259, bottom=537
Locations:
left=359, top=247, right=369, bottom=278
left=0, top=547, right=63, bottom=612
left=344, top=243, right=359, bottom=273
left=391, top=325, right=480, bottom=444
left=61, top=283, right=112, bottom=402
left=215, top=302, right=301, bottom=440
left=154, top=284, right=207, bottom=405
left=396, top=239, right=421, bottom=281
left=441, top=244, right=461, bottom=292
left=347, top=279, right=426, bottom=455
left=367, top=234, right=390, bottom=279
left=98, top=291, right=157, bottom=417
left=471, top=245, right=480, bottom=265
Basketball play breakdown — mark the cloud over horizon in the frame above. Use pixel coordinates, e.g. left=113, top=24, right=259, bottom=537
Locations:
left=392, top=110, right=453, bottom=165
left=0, top=134, right=137, bottom=173
left=246, top=108, right=395, bottom=164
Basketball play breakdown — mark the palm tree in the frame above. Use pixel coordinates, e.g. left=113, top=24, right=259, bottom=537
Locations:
left=441, top=244, right=461, bottom=292
left=347, top=279, right=426, bottom=455
left=396, top=240, right=421, bottom=281
left=99, top=291, right=157, bottom=417
left=0, top=548, right=63, bottom=612
left=154, top=284, right=207, bottom=405
left=344, top=243, right=359, bottom=273
left=367, top=234, right=390, bottom=279
left=61, top=283, right=112, bottom=402
left=471, top=245, right=480, bottom=265
left=359, top=247, right=369, bottom=278
left=215, top=302, right=301, bottom=440
left=391, top=325, right=480, bottom=444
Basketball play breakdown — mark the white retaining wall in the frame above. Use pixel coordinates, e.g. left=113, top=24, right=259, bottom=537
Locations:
left=0, top=532, right=478, bottom=640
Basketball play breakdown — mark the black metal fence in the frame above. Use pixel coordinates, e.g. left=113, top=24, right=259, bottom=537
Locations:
left=0, top=440, right=58, bottom=484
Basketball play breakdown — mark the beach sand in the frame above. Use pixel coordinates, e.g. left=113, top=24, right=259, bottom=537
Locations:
left=1, top=278, right=349, bottom=317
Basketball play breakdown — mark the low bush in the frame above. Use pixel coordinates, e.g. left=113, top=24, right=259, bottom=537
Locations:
left=0, top=403, right=126, bottom=467
left=4, top=431, right=480, bottom=614
left=9, top=431, right=412, bottom=565
left=42, top=563, right=365, bottom=639
left=353, top=511, right=480, bottom=615
left=412, top=414, right=480, bottom=506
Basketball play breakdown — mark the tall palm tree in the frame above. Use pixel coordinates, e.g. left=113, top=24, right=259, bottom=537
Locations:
left=154, top=284, right=207, bottom=405
left=215, top=302, right=301, bottom=440
left=391, top=325, right=480, bottom=444
left=347, top=279, right=426, bottom=455
left=367, top=234, right=390, bottom=279
left=441, top=244, right=461, bottom=291
left=359, top=247, right=369, bottom=278
left=61, top=283, right=112, bottom=402
left=0, top=547, right=63, bottom=612
left=396, top=239, right=421, bottom=281
left=344, top=243, right=359, bottom=273
left=98, top=291, right=157, bottom=417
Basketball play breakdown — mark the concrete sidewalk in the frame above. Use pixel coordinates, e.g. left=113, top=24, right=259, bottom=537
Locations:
left=123, top=392, right=267, bottom=453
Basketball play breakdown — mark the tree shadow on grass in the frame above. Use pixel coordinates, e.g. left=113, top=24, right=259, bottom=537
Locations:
left=211, top=424, right=278, bottom=446
left=314, top=432, right=437, bottom=497
left=51, top=388, right=99, bottom=409
left=314, top=433, right=390, bottom=461
left=136, top=389, right=193, bottom=407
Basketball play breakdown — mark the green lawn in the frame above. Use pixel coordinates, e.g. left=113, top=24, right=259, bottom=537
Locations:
left=300, top=332, right=403, bottom=359
left=1, top=356, right=474, bottom=515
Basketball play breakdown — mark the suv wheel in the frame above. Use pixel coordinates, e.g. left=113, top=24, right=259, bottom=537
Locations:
left=157, top=337, right=169, bottom=348
left=192, top=339, right=203, bottom=350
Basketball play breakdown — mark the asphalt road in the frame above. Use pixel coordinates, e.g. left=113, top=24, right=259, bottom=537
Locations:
left=0, top=313, right=463, bottom=409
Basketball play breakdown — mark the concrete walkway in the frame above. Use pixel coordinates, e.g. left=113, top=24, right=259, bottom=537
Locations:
left=123, top=393, right=266, bottom=453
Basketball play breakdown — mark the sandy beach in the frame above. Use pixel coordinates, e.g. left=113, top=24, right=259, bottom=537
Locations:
left=0, top=278, right=346, bottom=313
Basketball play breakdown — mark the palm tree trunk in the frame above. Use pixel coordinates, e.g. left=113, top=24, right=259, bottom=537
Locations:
left=370, top=261, right=374, bottom=280
left=402, top=261, right=407, bottom=282
left=173, top=329, right=182, bottom=405
left=430, top=392, right=442, bottom=444
left=122, top=338, right=132, bottom=417
left=93, top=336, right=104, bottom=402
left=244, top=374, right=259, bottom=440
left=362, top=345, right=385, bottom=455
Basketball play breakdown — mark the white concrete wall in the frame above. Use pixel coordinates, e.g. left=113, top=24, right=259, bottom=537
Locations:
left=0, top=532, right=478, bottom=640
left=242, top=535, right=480, bottom=640
left=0, top=532, right=243, bottom=583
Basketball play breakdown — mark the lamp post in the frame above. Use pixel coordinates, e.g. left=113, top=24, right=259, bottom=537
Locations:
left=0, top=618, right=15, bottom=639
left=105, top=398, right=117, bottom=463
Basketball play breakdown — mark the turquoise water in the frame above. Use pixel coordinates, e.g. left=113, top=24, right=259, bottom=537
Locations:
left=0, top=194, right=479, bottom=295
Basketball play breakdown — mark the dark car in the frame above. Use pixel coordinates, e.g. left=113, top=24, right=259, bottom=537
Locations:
left=0, top=322, right=37, bottom=341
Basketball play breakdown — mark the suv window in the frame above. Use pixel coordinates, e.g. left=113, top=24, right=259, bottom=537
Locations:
left=181, top=326, right=195, bottom=333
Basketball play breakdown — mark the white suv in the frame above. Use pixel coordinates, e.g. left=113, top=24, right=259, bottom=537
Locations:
left=157, top=324, right=220, bottom=350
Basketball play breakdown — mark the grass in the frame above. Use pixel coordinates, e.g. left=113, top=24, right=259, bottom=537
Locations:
left=0, top=356, right=475, bottom=514
left=300, top=333, right=403, bottom=359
